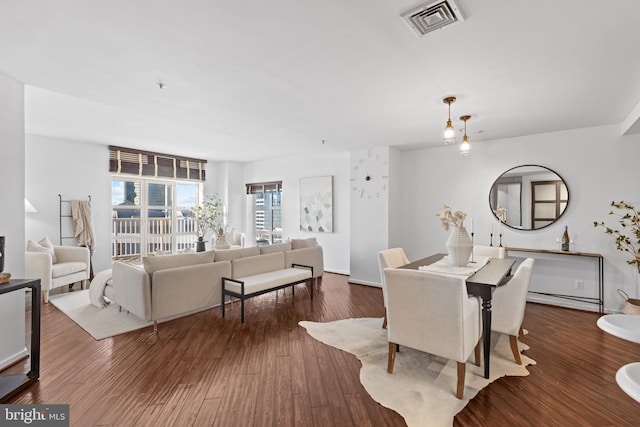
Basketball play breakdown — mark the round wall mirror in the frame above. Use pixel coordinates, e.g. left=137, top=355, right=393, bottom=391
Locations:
left=489, top=165, right=569, bottom=230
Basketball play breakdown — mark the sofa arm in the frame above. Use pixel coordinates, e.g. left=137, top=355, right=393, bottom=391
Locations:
left=25, top=252, right=53, bottom=290
left=285, top=246, right=324, bottom=278
left=112, top=261, right=151, bottom=321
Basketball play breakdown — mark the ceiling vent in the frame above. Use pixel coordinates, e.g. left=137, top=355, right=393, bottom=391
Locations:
left=401, top=0, right=465, bottom=37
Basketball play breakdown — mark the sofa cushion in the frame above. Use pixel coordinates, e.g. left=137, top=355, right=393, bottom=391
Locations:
left=142, top=251, right=215, bottom=275
left=291, top=238, right=317, bottom=250
left=214, top=246, right=260, bottom=262
left=259, top=242, right=292, bottom=254
left=52, top=261, right=87, bottom=278
left=27, top=237, right=57, bottom=264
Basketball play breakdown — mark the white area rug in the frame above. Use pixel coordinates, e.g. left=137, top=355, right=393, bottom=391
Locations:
left=49, top=290, right=152, bottom=340
left=299, top=318, right=536, bottom=427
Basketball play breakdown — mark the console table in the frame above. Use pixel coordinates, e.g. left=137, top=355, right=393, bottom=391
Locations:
left=505, top=247, right=604, bottom=315
left=0, top=279, right=41, bottom=403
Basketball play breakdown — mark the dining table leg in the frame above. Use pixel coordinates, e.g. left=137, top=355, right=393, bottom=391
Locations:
left=481, top=296, right=492, bottom=379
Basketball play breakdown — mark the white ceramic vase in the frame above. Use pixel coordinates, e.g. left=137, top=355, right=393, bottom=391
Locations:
left=214, top=232, right=231, bottom=250
left=446, top=225, right=473, bottom=267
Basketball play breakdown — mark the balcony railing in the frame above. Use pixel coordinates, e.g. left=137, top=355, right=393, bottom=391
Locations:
left=111, top=216, right=199, bottom=260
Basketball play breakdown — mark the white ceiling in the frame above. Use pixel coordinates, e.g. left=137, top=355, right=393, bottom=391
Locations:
left=2, top=0, right=640, bottom=162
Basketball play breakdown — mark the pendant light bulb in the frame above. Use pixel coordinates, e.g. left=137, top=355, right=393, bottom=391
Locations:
left=444, top=119, right=455, bottom=140
left=442, top=97, right=457, bottom=143
left=459, top=115, right=471, bottom=156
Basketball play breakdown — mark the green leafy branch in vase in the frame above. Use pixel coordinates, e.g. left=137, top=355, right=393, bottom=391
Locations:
left=192, top=193, right=226, bottom=239
left=594, top=200, right=640, bottom=273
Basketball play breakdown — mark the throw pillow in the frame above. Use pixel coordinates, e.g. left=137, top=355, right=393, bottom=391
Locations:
left=291, top=237, right=318, bottom=250
left=142, top=251, right=215, bottom=275
left=27, top=237, right=57, bottom=264
left=259, top=242, right=292, bottom=254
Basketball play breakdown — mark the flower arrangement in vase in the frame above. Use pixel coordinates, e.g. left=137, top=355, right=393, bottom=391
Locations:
left=594, top=200, right=640, bottom=273
left=437, top=204, right=473, bottom=266
left=192, top=194, right=227, bottom=250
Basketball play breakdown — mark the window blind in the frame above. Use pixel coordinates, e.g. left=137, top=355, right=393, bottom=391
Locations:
left=245, top=181, right=283, bottom=194
left=108, top=145, right=206, bottom=181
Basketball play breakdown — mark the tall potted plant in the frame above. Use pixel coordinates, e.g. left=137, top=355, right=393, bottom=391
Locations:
left=192, top=194, right=228, bottom=251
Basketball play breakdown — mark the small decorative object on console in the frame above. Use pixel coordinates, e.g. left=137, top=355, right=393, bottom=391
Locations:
left=561, top=226, right=570, bottom=251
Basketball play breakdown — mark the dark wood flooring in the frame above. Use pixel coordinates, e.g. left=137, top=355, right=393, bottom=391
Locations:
left=5, top=273, right=640, bottom=426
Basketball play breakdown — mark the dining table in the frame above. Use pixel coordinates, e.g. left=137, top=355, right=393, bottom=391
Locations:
left=400, top=253, right=516, bottom=379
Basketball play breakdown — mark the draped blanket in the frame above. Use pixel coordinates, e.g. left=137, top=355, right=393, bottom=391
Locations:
left=71, top=200, right=96, bottom=248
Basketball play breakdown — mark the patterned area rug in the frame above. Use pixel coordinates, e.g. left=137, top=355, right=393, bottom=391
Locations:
left=299, top=317, right=536, bottom=427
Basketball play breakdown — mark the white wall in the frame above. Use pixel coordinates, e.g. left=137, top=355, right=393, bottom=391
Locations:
left=25, top=135, right=113, bottom=273
left=349, top=146, right=391, bottom=285
left=0, top=71, right=25, bottom=275
left=0, top=71, right=28, bottom=370
left=243, top=151, right=350, bottom=275
left=397, top=124, right=640, bottom=312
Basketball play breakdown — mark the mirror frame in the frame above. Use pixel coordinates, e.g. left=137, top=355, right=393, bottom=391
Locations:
left=489, top=164, right=569, bottom=231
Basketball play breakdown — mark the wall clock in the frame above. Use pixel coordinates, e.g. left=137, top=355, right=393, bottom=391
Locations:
left=351, top=150, right=388, bottom=199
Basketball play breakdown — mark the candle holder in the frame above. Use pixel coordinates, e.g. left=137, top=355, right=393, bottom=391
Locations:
left=470, top=232, right=476, bottom=263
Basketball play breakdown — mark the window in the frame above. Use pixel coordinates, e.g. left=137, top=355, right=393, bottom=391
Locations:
left=111, top=177, right=200, bottom=259
left=246, top=181, right=283, bottom=245
left=254, top=191, right=282, bottom=245
left=109, top=145, right=206, bottom=259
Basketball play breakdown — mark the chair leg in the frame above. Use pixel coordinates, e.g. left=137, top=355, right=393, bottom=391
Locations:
left=43, top=290, right=49, bottom=304
left=456, top=362, right=466, bottom=399
left=518, top=326, right=526, bottom=343
left=387, top=342, right=397, bottom=373
left=382, top=308, right=387, bottom=329
left=474, top=340, right=481, bottom=367
left=509, top=335, right=522, bottom=365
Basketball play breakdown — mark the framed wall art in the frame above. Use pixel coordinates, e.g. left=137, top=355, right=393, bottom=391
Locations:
left=299, top=176, right=333, bottom=232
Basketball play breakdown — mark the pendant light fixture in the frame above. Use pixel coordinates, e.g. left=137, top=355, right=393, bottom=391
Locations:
left=459, top=115, right=471, bottom=155
left=442, top=96, right=457, bottom=144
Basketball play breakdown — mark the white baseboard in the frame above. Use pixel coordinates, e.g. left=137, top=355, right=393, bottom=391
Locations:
left=0, top=347, right=29, bottom=371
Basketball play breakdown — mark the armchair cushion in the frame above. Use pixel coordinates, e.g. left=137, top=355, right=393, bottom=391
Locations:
left=52, top=262, right=87, bottom=278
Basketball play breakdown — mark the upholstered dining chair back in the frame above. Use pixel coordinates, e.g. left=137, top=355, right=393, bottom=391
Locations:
left=473, top=245, right=506, bottom=259
left=491, top=257, right=535, bottom=364
left=383, top=268, right=482, bottom=398
left=377, top=248, right=410, bottom=328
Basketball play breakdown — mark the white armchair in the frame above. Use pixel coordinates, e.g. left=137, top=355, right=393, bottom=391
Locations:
left=25, top=242, right=90, bottom=303
left=377, top=248, right=410, bottom=329
left=491, top=258, right=535, bottom=364
left=384, top=268, right=482, bottom=399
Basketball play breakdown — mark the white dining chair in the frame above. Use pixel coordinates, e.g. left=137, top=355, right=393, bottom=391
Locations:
left=377, top=248, right=410, bottom=329
left=491, top=258, right=535, bottom=364
left=472, top=245, right=506, bottom=259
left=384, top=267, right=482, bottom=399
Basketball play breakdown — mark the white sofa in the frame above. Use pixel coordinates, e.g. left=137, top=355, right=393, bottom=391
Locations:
left=25, top=241, right=90, bottom=303
left=110, top=238, right=324, bottom=329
